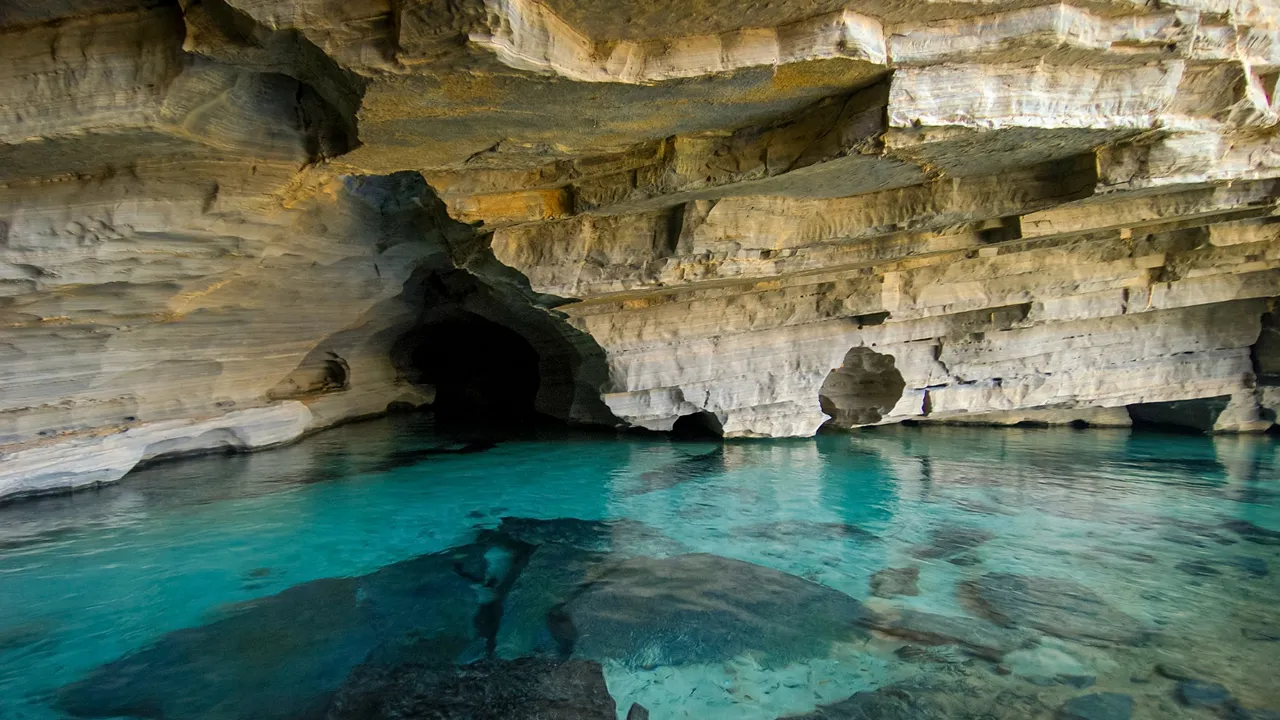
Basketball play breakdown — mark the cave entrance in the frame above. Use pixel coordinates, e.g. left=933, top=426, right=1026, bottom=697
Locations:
left=671, top=411, right=724, bottom=441
left=399, top=312, right=542, bottom=426
left=819, top=347, right=906, bottom=429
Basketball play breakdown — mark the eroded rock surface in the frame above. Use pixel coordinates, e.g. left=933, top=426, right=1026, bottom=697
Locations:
left=3, top=0, right=1280, bottom=496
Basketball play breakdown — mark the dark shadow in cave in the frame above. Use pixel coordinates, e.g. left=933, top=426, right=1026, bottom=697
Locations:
left=398, top=312, right=543, bottom=427
left=670, top=412, right=724, bottom=441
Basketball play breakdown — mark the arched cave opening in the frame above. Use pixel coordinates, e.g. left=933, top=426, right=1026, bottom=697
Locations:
left=671, top=411, right=724, bottom=441
left=819, top=347, right=907, bottom=429
left=397, top=313, right=542, bottom=426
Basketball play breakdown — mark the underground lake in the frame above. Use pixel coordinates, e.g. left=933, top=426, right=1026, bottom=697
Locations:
left=0, top=417, right=1276, bottom=720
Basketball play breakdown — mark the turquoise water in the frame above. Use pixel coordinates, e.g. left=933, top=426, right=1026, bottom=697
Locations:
left=0, top=416, right=1276, bottom=719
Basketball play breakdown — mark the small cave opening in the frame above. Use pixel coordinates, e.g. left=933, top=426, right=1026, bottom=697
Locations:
left=819, top=347, right=907, bottom=429
left=321, top=352, right=350, bottom=391
left=396, top=312, right=542, bottom=427
left=671, top=411, right=724, bottom=441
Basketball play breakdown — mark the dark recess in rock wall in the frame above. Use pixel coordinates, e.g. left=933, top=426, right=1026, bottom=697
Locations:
left=1255, top=310, right=1280, bottom=386
left=819, top=347, right=906, bottom=428
left=671, top=411, right=724, bottom=440
left=400, top=313, right=543, bottom=424
left=1127, top=396, right=1232, bottom=434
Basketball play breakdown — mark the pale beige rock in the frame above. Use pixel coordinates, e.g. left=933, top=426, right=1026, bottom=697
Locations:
left=2, top=0, right=1280, bottom=497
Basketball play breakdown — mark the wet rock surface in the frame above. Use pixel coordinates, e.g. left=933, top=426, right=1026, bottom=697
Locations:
left=57, top=546, right=493, bottom=720
left=2, top=0, right=1280, bottom=498
left=326, top=656, right=617, bottom=720
left=964, top=573, right=1146, bottom=646
left=783, top=677, right=1055, bottom=720
left=741, top=521, right=879, bottom=544
left=1176, top=679, right=1233, bottom=709
left=870, top=566, right=920, bottom=597
left=861, top=608, right=1035, bottom=660
left=912, top=526, right=995, bottom=560
left=559, top=553, right=870, bottom=668
left=1222, top=520, right=1280, bottom=546
left=482, top=516, right=680, bottom=555
left=1058, top=692, right=1133, bottom=720
left=627, top=447, right=727, bottom=496
left=784, top=684, right=951, bottom=720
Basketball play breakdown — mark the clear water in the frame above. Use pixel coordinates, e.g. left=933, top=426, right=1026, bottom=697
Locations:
left=0, top=416, right=1276, bottom=719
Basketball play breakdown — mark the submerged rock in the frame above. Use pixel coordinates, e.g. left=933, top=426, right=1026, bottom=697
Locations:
left=784, top=678, right=1051, bottom=720
left=57, top=546, right=494, bottom=720
left=627, top=447, right=726, bottom=496
left=1232, top=556, right=1269, bottom=578
left=1175, top=559, right=1222, bottom=577
left=964, top=573, right=1145, bottom=646
left=783, top=684, right=950, bottom=720
left=560, top=553, right=869, bottom=668
left=870, top=566, right=920, bottom=597
left=894, top=644, right=968, bottom=664
left=1154, top=661, right=1209, bottom=682
left=739, top=520, right=879, bottom=544
left=495, top=542, right=608, bottom=658
left=1175, top=680, right=1233, bottom=709
left=1222, top=519, right=1280, bottom=546
left=1004, top=646, right=1090, bottom=683
left=326, top=656, right=616, bottom=720
left=1059, top=692, right=1133, bottom=720
left=912, top=526, right=995, bottom=560
left=861, top=608, right=1035, bottom=660
left=484, top=516, right=679, bottom=555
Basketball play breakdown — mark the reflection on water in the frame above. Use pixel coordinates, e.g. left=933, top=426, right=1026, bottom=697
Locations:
left=0, top=416, right=1277, bottom=719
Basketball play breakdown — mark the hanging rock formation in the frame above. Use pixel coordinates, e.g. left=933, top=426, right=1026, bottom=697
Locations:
left=1, top=0, right=1279, bottom=497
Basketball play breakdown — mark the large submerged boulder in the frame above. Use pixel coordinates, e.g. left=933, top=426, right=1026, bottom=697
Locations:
left=558, top=553, right=871, bottom=668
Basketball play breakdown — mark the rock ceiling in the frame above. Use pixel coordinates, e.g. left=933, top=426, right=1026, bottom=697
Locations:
left=1, top=0, right=1278, bottom=497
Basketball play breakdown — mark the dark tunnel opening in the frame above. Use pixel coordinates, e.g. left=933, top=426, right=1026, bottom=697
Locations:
left=397, top=312, right=543, bottom=427
left=670, top=411, right=724, bottom=441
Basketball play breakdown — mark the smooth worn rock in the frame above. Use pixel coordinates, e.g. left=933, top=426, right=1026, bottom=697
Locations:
left=785, top=678, right=1053, bottom=720
left=895, top=644, right=967, bottom=664
left=626, top=447, right=726, bottom=496
left=1059, top=692, right=1134, bottom=720
left=1176, top=680, right=1233, bottom=709
left=861, top=607, right=1035, bottom=661
left=1005, top=646, right=1090, bottom=684
left=58, top=544, right=496, bottom=720
left=965, top=573, right=1146, bottom=646
left=558, top=553, right=870, bottom=668
left=494, top=542, right=609, bottom=658
left=911, top=526, right=995, bottom=560
left=1154, top=663, right=1202, bottom=682
left=484, top=516, right=679, bottom=555
left=326, top=657, right=617, bottom=720
left=870, top=566, right=920, bottom=597
left=2, top=0, right=1279, bottom=492
left=784, top=684, right=950, bottom=720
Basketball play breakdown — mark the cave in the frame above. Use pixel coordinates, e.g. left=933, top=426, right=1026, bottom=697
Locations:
left=397, top=313, right=543, bottom=426
left=671, top=411, right=724, bottom=440
left=819, top=347, right=907, bottom=429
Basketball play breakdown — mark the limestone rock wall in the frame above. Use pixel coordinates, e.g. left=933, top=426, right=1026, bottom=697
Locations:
left=2, top=0, right=1279, bottom=497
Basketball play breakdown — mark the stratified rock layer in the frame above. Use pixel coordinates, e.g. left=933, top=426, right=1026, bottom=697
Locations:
left=2, top=0, right=1279, bottom=496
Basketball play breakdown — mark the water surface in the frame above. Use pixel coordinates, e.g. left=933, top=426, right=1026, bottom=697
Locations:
left=0, top=417, right=1276, bottom=719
